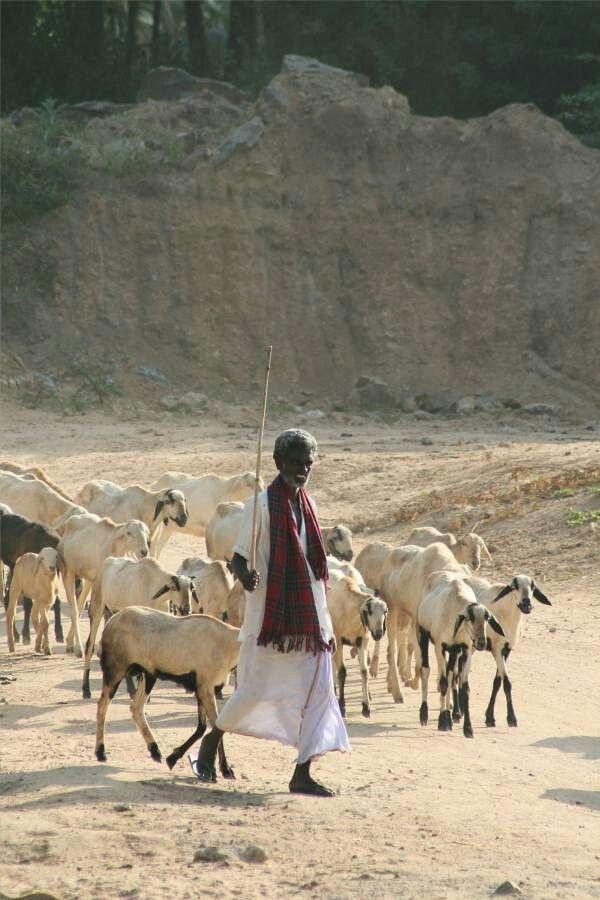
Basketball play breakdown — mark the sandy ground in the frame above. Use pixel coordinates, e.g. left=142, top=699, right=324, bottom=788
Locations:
left=0, top=398, right=599, bottom=900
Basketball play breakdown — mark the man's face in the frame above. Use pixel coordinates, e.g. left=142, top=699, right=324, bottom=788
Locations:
left=275, top=446, right=315, bottom=491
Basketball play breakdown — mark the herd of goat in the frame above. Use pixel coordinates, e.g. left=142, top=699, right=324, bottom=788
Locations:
left=0, top=460, right=552, bottom=772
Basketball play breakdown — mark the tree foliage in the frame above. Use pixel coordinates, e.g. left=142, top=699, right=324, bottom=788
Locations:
left=1, top=1, right=600, bottom=142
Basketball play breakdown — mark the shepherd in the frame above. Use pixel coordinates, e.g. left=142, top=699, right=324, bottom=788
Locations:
left=192, top=428, right=350, bottom=796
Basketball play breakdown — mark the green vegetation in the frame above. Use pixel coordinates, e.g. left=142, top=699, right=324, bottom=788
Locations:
left=565, top=507, right=600, bottom=526
left=2, top=1, right=599, bottom=141
left=553, top=488, right=575, bottom=499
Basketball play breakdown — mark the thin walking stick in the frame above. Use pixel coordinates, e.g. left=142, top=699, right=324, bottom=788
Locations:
left=250, top=346, right=272, bottom=571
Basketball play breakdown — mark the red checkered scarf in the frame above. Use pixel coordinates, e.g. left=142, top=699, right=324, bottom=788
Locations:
left=257, top=474, right=329, bottom=654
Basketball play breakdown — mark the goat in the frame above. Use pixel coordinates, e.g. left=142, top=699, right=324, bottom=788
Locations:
left=82, top=556, right=198, bottom=698
left=148, top=470, right=263, bottom=556
left=6, top=548, right=60, bottom=655
left=0, top=510, right=66, bottom=644
left=58, top=514, right=150, bottom=657
left=75, top=480, right=188, bottom=556
left=326, top=573, right=387, bottom=718
left=414, top=571, right=505, bottom=737
left=465, top=573, right=552, bottom=728
left=95, top=607, right=240, bottom=777
left=321, top=525, right=354, bottom=561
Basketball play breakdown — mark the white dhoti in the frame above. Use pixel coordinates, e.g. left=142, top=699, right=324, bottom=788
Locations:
left=217, top=637, right=351, bottom=764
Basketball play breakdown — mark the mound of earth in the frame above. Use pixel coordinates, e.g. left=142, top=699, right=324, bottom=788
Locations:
left=3, top=57, right=599, bottom=418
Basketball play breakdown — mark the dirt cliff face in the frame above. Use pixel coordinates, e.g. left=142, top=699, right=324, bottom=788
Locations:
left=4, top=69, right=600, bottom=411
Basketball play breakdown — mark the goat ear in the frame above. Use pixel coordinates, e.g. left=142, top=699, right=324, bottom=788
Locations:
left=487, top=613, right=505, bottom=636
left=453, top=613, right=466, bottom=637
left=533, top=586, right=552, bottom=606
left=492, top=583, right=513, bottom=602
left=482, top=542, right=492, bottom=561
left=151, top=584, right=169, bottom=600
left=153, top=500, right=164, bottom=521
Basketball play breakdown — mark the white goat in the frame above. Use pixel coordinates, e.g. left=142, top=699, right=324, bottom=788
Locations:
left=407, top=526, right=492, bottom=570
left=464, top=573, right=552, bottom=728
left=0, top=461, right=71, bottom=499
left=148, top=470, right=263, bottom=556
left=176, top=557, right=234, bottom=620
left=326, top=573, right=387, bottom=718
left=321, top=525, right=354, bottom=561
left=225, top=579, right=246, bottom=628
left=205, top=501, right=244, bottom=561
left=58, top=514, right=150, bottom=658
left=75, top=480, right=188, bottom=555
left=82, top=556, right=198, bottom=698
left=95, top=607, right=240, bottom=778
left=414, top=571, right=505, bottom=738
left=0, top=471, right=85, bottom=529
left=378, top=542, right=469, bottom=702
left=6, top=547, right=60, bottom=655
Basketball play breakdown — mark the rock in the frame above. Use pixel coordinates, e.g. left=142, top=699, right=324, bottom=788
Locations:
left=137, top=67, right=252, bottom=105
left=259, top=82, right=290, bottom=109
left=237, top=844, right=267, bottom=863
left=135, top=366, right=169, bottom=386
left=523, top=403, right=559, bottom=415
left=416, top=390, right=461, bottom=415
left=421, top=436, right=434, bottom=446
left=282, top=54, right=369, bottom=87
left=180, top=391, right=209, bottom=409
left=398, top=394, right=418, bottom=413
left=213, top=117, right=264, bottom=166
left=502, top=397, right=522, bottom=409
left=10, top=106, right=38, bottom=126
left=64, top=101, right=133, bottom=119
left=302, top=408, right=326, bottom=419
left=345, top=376, right=398, bottom=411
left=492, top=881, right=523, bottom=895
left=174, top=131, right=197, bottom=156
left=455, top=395, right=477, bottom=414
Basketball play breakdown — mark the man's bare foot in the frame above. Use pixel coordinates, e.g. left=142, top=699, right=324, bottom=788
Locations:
left=289, top=762, right=335, bottom=797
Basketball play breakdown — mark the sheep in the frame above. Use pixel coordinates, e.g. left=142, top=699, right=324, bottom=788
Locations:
left=355, top=542, right=421, bottom=680
left=0, top=461, right=71, bottom=499
left=82, top=556, right=198, bottom=699
left=321, top=524, right=354, bottom=561
left=0, top=510, right=66, bottom=644
left=58, top=514, right=151, bottom=658
left=0, top=470, right=84, bottom=529
left=148, top=470, right=263, bottom=556
left=413, top=571, right=505, bottom=737
left=225, top=579, right=246, bottom=628
left=75, top=480, right=188, bottom=555
left=463, top=573, right=552, bottom=728
left=95, top=606, right=240, bottom=778
left=205, top=501, right=244, bottom=561
left=6, top=548, right=60, bottom=655
left=176, top=557, right=234, bottom=620
left=326, top=573, right=387, bottom=718
left=378, top=542, right=469, bottom=703
left=406, top=526, right=492, bottom=571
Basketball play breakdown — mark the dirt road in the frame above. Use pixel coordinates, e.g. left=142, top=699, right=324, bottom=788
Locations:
left=1, top=399, right=599, bottom=899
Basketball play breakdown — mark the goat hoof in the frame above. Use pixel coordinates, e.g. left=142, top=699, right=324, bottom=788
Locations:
left=485, top=717, right=496, bottom=728
left=419, top=703, right=428, bottom=726
left=508, top=718, right=518, bottom=727
left=96, top=745, right=107, bottom=763
left=220, top=765, right=236, bottom=780
left=463, top=725, right=474, bottom=738
left=22, top=635, right=31, bottom=646
left=361, top=703, right=371, bottom=718
left=452, top=711, right=462, bottom=722
left=165, top=752, right=180, bottom=770
left=149, top=742, right=162, bottom=763
left=82, top=688, right=91, bottom=700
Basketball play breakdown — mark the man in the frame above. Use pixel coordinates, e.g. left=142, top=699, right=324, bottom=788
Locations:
left=193, top=428, right=350, bottom=796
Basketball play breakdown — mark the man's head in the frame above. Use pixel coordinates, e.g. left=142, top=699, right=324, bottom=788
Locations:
left=273, top=429, right=317, bottom=492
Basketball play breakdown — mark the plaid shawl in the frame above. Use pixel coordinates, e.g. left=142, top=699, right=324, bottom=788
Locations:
left=257, top=474, right=329, bottom=654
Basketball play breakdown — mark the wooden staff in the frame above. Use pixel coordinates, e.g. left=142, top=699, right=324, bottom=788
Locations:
left=250, top=345, right=272, bottom=571
left=0, top=510, right=5, bottom=605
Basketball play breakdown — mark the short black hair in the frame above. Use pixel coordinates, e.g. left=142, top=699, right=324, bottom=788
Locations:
left=273, top=428, right=317, bottom=461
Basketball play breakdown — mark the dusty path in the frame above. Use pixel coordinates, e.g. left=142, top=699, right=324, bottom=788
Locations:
left=1, top=398, right=599, bottom=899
